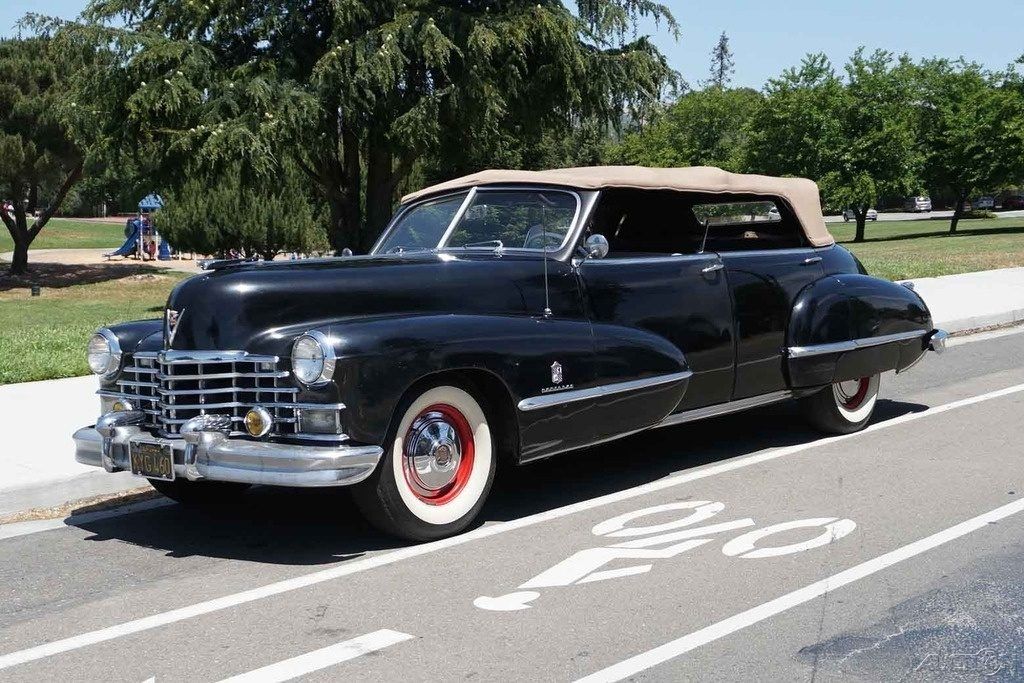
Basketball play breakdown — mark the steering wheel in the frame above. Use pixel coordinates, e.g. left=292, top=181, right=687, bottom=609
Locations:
left=523, top=230, right=562, bottom=250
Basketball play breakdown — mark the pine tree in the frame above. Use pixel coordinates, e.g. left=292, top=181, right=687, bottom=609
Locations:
left=707, top=31, right=735, bottom=89
left=47, top=1, right=680, bottom=253
left=0, top=38, right=85, bottom=275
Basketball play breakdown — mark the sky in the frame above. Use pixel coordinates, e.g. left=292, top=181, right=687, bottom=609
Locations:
left=3, top=0, right=1023, bottom=89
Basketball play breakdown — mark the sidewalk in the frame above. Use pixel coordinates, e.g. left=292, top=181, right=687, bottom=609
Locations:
left=2, top=266, right=1023, bottom=518
left=903, top=267, right=1024, bottom=332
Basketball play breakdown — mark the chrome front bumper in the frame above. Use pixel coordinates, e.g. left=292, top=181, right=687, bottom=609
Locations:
left=73, top=411, right=383, bottom=487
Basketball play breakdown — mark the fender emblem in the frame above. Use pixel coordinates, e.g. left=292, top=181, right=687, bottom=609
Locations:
left=551, top=361, right=563, bottom=385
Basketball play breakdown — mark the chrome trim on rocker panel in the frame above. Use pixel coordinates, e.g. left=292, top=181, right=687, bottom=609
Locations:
left=787, top=330, right=928, bottom=359
left=517, top=371, right=693, bottom=412
left=655, top=390, right=795, bottom=429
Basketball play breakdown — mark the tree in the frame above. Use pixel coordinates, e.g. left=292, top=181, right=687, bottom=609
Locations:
left=744, top=51, right=919, bottom=242
left=0, top=38, right=86, bottom=275
left=610, top=86, right=761, bottom=169
left=915, top=59, right=1024, bottom=233
left=705, top=31, right=734, bottom=89
left=49, top=0, right=678, bottom=254
left=154, top=163, right=328, bottom=261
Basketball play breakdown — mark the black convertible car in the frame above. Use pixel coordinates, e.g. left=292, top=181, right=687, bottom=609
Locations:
left=74, top=167, right=946, bottom=540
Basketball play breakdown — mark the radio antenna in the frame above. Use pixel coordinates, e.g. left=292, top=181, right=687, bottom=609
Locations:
left=698, top=217, right=711, bottom=254
left=542, top=211, right=552, bottom=318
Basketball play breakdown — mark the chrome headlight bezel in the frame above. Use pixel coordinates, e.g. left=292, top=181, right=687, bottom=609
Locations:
left=291, top=331, right=336, bottom=387
left=87, top=328, right=122, bottom=379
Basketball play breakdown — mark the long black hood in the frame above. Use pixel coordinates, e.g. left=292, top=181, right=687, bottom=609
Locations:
left=165, top=252, right=578, bottom=352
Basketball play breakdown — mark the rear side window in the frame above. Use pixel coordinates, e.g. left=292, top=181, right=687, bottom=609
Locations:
left=691, top=198, right=804, bottom=251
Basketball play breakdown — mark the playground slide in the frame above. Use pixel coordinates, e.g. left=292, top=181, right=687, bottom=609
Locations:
left=106, top=223, right=140, bottom=258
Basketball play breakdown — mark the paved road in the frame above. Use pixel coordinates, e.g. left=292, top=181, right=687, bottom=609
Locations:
left=2, top=330, right=1024, bottom=681
left=824, top=209, right=1024, bottom=223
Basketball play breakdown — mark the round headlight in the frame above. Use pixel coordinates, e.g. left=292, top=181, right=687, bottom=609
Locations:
left=87, top=329, right=121, bottom=377
left=291, top=332, right=335, bottom=386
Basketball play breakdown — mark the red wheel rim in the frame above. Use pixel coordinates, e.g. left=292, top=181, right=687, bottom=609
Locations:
left=835, top=378, right=870, bottom=410
left=401, top=403, right=475, bottom=505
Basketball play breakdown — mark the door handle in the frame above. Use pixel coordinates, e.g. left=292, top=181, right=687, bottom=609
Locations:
left=801, top=256, right=823, bottom=265
left=701, top=263, right=725, bottom=274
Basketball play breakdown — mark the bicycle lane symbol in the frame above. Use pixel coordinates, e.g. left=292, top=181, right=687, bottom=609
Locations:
left=474, top=500, right=856, bottom=611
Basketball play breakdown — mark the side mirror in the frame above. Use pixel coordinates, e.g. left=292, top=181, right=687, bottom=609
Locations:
left=585, top=234, right=609, bottom=259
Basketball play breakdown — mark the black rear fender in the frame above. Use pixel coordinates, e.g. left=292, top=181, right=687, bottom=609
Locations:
left=787, top=274, right=934, bottom=388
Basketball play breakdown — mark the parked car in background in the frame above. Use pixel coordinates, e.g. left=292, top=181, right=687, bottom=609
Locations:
left=972, top=196, right=995, bottom=211
left=1003, top=196, right=1024, bottom=210
left=73, top=167, right=946, bottom=540
left=843, top=208, right=878, bottom=222
left=904, top=196, right=932, bottom=212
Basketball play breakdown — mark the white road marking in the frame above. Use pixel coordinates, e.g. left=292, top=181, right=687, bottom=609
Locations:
left=217, top=629, right=413, bottom=683
left=574, top=497, right=1024, bottom=683
left=1, top=381, right=1023, bottom=672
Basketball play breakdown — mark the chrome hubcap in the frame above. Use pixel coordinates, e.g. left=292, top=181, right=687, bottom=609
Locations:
left=834, top=377, right=870, bottom=410
left=404, top=411, right=463, bottom=493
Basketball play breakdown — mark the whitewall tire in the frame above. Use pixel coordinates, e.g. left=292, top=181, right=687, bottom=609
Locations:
left=353, top=384, right=497, bottom=541
left=799, top=374, right=880, bottom=434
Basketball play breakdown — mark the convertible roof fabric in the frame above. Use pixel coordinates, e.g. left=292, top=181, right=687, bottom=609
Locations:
left=402, top=166, right=835, bottom=247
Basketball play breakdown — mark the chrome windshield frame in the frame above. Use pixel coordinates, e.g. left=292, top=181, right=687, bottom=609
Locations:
left=370, top=185, right=586, bottom=259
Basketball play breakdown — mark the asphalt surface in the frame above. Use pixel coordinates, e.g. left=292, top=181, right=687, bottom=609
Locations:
left=2, top=330, right=1024, bottom=681
left=823, top=209, right=1024, bottom=223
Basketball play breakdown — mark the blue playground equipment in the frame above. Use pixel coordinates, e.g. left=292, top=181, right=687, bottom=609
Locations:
left=106, top=218, right=143, bottom=258
left=106, top=193, right=183, bottom=260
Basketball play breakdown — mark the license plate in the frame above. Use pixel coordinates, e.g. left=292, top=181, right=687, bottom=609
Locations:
left=129, top=441, right=175, bottom=481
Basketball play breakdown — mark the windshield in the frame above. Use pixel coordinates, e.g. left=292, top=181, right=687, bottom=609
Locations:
left=375, top=193, right=467, bottom=255
left=374, top=189, right=579, bottom=255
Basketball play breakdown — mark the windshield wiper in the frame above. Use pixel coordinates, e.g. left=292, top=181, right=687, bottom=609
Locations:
left=460, top=240, right=504, bottom=252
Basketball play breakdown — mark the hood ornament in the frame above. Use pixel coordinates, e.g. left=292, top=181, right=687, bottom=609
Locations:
left=165, top=308, right=183, bottom=348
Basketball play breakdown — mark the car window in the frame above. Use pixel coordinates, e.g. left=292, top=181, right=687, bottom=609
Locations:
left=692, top=201, right=781, bottom=226
left=691, top=198, right=804, bottom=252
left=375, top=193, right=467, bottom=254
left=445, top=190, right=578, bottom=251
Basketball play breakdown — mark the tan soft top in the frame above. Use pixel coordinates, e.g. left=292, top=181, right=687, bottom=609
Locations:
left=402, top=165, right=834, bottom=247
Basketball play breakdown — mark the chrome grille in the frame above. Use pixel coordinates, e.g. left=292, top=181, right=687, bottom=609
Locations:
left=112, top=350, right=300, bottom=438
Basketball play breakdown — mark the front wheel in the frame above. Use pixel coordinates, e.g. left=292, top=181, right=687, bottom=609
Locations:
left=353, top=383, right=497, bottom=541
left=798, top=374, right=881, bottom=434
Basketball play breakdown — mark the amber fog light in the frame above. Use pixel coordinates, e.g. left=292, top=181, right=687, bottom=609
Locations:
left=244, top=406, right=273, bottom=437
left=297, top=408, right=342, bottom=435
left=111, top=399, right=134, bottom=413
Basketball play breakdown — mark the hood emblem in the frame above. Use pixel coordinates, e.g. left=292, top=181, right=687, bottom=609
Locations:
left=551, top=361, right=563, bottom=385
left=165, top=308, right=183, bottom=347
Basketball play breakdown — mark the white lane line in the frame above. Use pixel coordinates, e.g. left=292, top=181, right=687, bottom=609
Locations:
left=1, top=381, right=1022, bottom=672
left=218, top=629, right=413, bottom=683
left=574, top=496, right=1024, bottom=683
left=0, top=499, right=174, bottom=541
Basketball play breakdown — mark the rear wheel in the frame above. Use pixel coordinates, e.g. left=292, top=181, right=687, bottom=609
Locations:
left=353, top=383, right=497, bottom=541
left=799, top=374, right=880, bottom=434
left=147, top=478, right=251, bottom=505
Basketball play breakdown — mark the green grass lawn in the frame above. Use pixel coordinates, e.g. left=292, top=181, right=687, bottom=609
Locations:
left=832, top=217, right=1024, bottom=281
left=0, top=218, right=126, bottom=253
left=0, top=269, right=186, bottom=384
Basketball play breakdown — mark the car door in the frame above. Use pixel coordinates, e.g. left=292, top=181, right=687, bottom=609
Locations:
left=578, top=252, right=736, bottom=411
left=719, top=247, right=825, bottom=398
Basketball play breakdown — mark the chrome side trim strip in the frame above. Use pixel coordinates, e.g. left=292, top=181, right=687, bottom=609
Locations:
left=928, top=329, right=949, bottom=354
left=788, top=330, right=928, bottom=359
left=655, top=390, right=795, bottom=429
left=517, top=371, right=693, bottom=412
